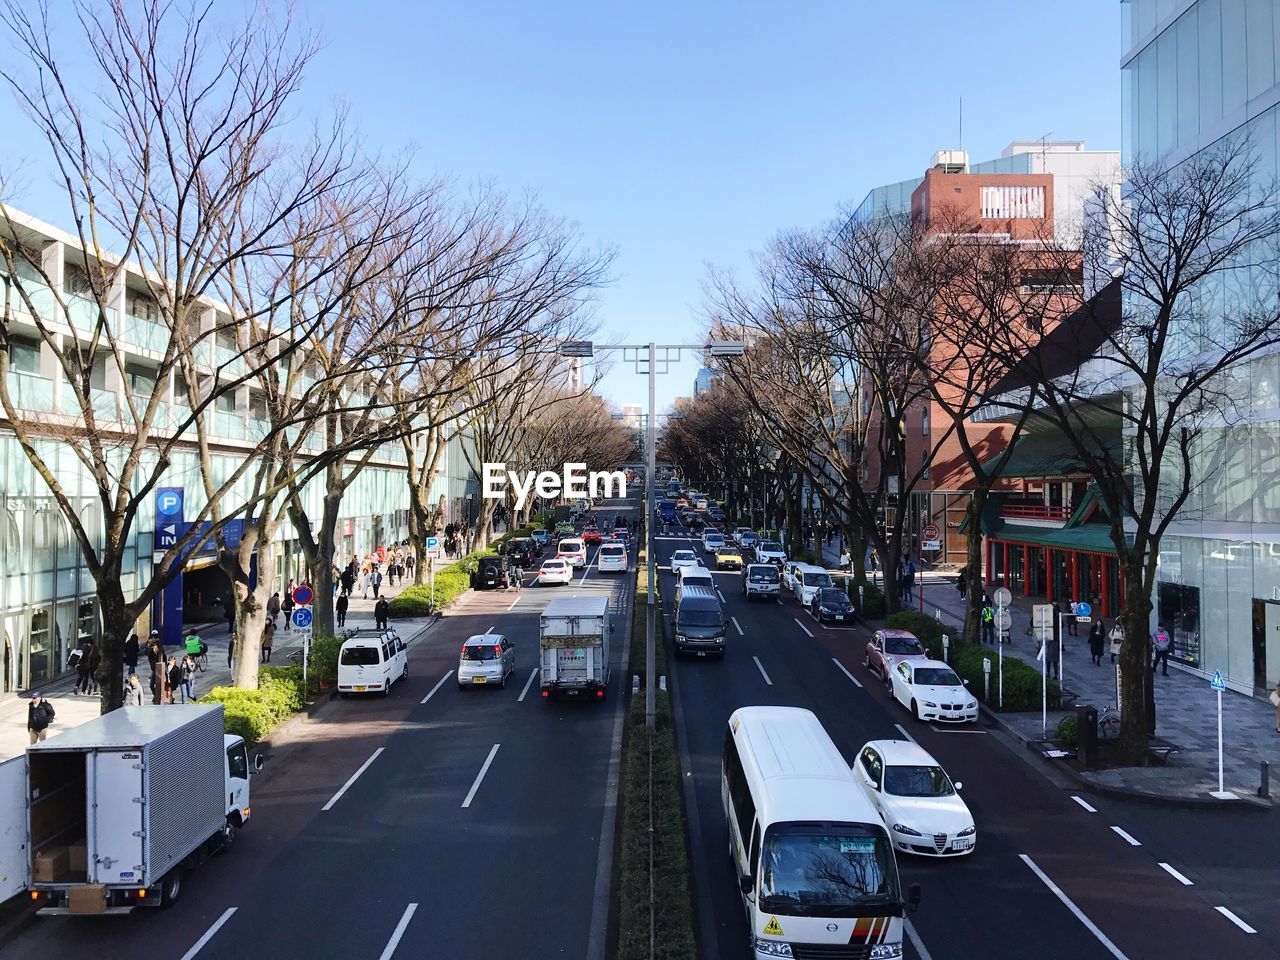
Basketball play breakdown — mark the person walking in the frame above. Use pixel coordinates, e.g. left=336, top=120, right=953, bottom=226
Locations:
left=981, top=599, right=995, bottom=645
left=180, top=655, right=196, bottom=703
left=281, top=590, right=295, bottom=632
left=267, top=592, right=281, bottom=627
left=1065, top=599, right=1079, bottom=637
left=165, top=657, right=181, bottom=704
left=955, top=565, right=967, bottom=600
left=1108, top=622, right=1124, bottom=664
left=906, top=558, right=917, bottom=602
left=1271, top=681, right=1280, bottom=733
left=66, top=643, right=85, bottom=692
left=374, top=597, right=389, bottom=631
left=123, top=632, right=140, bottom=679
left=371, top=566, right=384, bottom=599
left=125, top=673, right=144, bottom=706
left=227, top=631, right=237, bottom=671
left=86, top=641, right=101, bottom=695
left=336, top=592, right=349, bottom=628
left=1151, top=623, right=1172, bottom=676
left=839, top=548, right=851, bottom=573
left=73, top=641, right=95, bottom=695
left=146, top=633, right=163, bottom=703
left=261, top=619, right=276, bottom=663
left=1089, top=618, right=1106, bottom=666
left=27, top=693, right=55, bottom=744
left=340, top=564, right=356, bottom=597
left=361, top=566, right=372, bottom=599
left=1043, top=617, right=1061, bottom=680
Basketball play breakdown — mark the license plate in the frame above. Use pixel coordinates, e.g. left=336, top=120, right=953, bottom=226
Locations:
left=696, top=651, right=707, bottom=657
left=952, top=838, right=972, bottom=850
left=835, top=614, right=844, bottom=621
left=946, top=713, right=960, bottom=719
left=472, top=677, right=487, bottom=684
left=354, top=686, right=366, bottom=692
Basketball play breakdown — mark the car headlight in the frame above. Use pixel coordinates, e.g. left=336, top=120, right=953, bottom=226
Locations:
left=958, top=824, right=976, bottom=837
left=892, top=823, right=922, bottom=836
left=870, top=944, right=903, bottom=959
left=922, top=700, right=938, bottom=708
left=966, top=700, right=978, bottom=710
left=753, top=939, right=793, bottom=957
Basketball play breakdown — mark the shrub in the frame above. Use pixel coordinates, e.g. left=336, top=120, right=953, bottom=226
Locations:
left=850, top=582, right=887, bottom=619
left=306, top=635, right=343, bottom=692
left=950, top=643, right=1060, bottom=711
left=1056, top=715, right=1079, bottom=748
left=388, top=585, right=434, bottom=617
left=885, top=611, right=952, bottom=659
left=220, top=697, right=275, bottom=744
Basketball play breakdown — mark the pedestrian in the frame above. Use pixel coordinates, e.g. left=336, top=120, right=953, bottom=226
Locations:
left=1089, top=618, right=1106, bottom=666
left=1151, top=623, right=1172, bottom=676
left=340, top=565, right=356, bottom=596
left=165, top=657, right=181, bottom=704
left=839, top=548, right=850, bottom=573
left=1042, top=621, right=1061, bottom=680
left=361, top=567, right=371, bottom=599
left=1271, top=681, right=1280, bottom=734
left=224, top=596, right=235, bottom=632
left=405, top=554, right=415, bottom=577
left=1066, top=599, right=1079, bottom=637
left=371, top=566, right=383, bottom=599
left=180, top=655, right=196, bottom=703
left=228, top=631, right=237, bottom=671
left=374, top=597, right=389, bottom=631
left=86, top=641, right=101, bottom=695
left=27, top=693, right=54, bottom=744
left=980, top=600, right=995, bottom=645
left=125, top=673, right=144, bottom=706
left=906, top=558, right=917, bottom=602
left=66, top=643, right=85, bottom=692
left=261, top=619, right=275, bottom=663
left=282, top=590, right=295, bottom=631
left=336, top=592, right=349, bottom=628
left=1108, top=622, right=1124, bottom=664
left=123, top=632, right=140, bottom=678
left=146, top=633, right=163, bottom=703
left=267, top=591, right=281, bottom=626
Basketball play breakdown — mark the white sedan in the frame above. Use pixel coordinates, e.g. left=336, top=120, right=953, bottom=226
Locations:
left=889, top=658, right=979, bottom=724
left=853, top=740, right=976, bottom=857
left=670, top=549, right=701, bottom=573
left=538, top=558, right=573, bottom=585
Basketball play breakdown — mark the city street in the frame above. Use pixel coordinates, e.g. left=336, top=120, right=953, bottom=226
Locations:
left=655, top=520, right=1280, bottom=960
left=2, top=497, right=639, bottom=960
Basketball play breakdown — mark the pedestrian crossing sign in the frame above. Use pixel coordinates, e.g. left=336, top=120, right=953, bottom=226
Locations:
left=763, top=916, right=784, bottom=936
left=1211, top=670, right=1225, bottom=690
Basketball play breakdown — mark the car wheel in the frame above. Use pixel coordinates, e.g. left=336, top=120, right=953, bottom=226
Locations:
left=911, top=699, right=920, bottom=721
left=381, top=681, right=390, bottom=697
left=159, top=869, right=184, bottom=908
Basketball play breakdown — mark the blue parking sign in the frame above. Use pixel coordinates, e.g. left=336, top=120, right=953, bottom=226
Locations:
left=292, top=607, right=313, bottom=630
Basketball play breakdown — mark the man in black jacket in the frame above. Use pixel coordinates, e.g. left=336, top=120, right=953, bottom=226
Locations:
left=27, top=693, right=55, bottom=744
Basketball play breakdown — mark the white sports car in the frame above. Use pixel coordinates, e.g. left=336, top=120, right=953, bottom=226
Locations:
left=538, top=558, right=572, bottom=585
left=889, top=658, right=979, bottom=724
left=670, top=549, right=701, bottom=573
left=853, top=739, right=976, bottom=857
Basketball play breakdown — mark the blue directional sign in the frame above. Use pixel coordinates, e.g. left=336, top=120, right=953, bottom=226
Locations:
left=292, top=607, right=313, bottom=630
left=1075, top=602, right=1092, bottom=618
left=155, top=487, right=184, bottom=549
left=1211, top=670, right=1225, bottom=691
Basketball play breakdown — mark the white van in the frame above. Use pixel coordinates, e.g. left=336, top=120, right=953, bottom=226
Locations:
left=337, top=630, right=408, bottom=696
left=557, top=537, right=587, bottom=568
left=788, top=562, right=832, bottom=606
left=597, top=541, right=628, bottom=573
left=676, top=564, right=715, bottom=593
left=723, top=706, right=917, bottom=958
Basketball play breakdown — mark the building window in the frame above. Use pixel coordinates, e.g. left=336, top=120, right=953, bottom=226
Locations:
left=127, top=291, right=160, bottom=323
left=63, top=263, right=95, bottom=298
left=1157, top=581, right=1200, bottom=668
left=980, top=185, right=1045, bottom=219
left=9, top=337, right=40, bottom=374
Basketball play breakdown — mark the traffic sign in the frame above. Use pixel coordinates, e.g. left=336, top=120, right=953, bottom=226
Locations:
left=156, top=489, right=183, bottom=516
left=1211, top=670, right=1225, bottom=691
left=921, top=523, right=941, bottom=542
left=1075, top=602, right=1092, bottom=619
left=993, top=587, right=1012, bottom=608
left=996, top=611, right=1012, bottom=631
left=425, top=536, right=441, bottom=560
left=292, top=584, right=314, bottom=607
left=922, top=540, right=941, bottom=552
left=157, top=522, right=179, bottom=549
left=292, top=607, right=313, bottom=630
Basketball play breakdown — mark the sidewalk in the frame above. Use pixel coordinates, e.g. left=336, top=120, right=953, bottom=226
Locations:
left=819, top=539, right=1278, bottom=803
left=0, top=584, right=433, bottom=763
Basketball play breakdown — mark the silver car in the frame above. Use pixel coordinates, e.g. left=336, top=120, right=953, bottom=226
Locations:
left=457, top=634, right=516, bottom=689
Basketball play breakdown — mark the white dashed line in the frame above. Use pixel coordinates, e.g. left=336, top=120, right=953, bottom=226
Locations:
left=904, top=919, right=934, bottom=960
left=1070, top=795, right=1097, bottom=813
left=831, top=658, right=863, bottom=688
left=378, top=903, right=419, bottom=959
left=1158, top=862, right=1193, bottom=886
left=421, top=670, right=454, bottom=704
left=893, top=723, right=917, bottom=744
left=793, top=618, right=814, bottom=638
left=716, top=589, right=726, bottom=602
left=1019, top=854, right=1130, bottom=959
left=730, top=616, right=744, bottom=636
left=461, top=743, right=501, bottom=808
left=752, top=656, right=773, bottom=686
left=1110, top=825, right=1141, bottom=846
left=1216, top=906, right=1257, bottom=934
left=517, top=668, right=539, bottom=702
left=322, top=747, right=385, bottom=811
left=180, top=907, right=237, bottom=960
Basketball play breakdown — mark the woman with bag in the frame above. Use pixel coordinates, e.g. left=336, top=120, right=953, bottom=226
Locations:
left=1089, top=618, right=1106, bottom=666
left=1108, top=622, right=1124, bottom=664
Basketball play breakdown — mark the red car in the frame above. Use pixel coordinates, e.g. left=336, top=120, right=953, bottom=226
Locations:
left=864, top=629, right=928, bottom=685
left=582, top=526, right=602, bottom=545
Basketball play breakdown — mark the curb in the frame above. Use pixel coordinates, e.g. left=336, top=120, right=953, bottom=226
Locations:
left=978, top=702, right=1275, bottom=810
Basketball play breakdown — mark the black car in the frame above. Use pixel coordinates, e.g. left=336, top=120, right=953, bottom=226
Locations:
left=811, top=587, right=854, bottom=624
left=504, top=537, right=541, bottom=565
left=470, top=555, right=511, bottom=590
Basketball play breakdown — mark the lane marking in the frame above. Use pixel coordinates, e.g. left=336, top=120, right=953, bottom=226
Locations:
left=484, top=625, right=494, bottom=634
left=1110, top=826, right=1141, bottom=846
left=180, top=907, right=237, bottom=960
left=831, top=658, right=863, bottom=688
left=1215, top=906, right=1257, bottom=934
left=322, top=747, right=385, bottom=811
left=1071, top=795, right=1097, bottom=813
left=904, top=919, right=933, bottom=960
left=928, top=725, right=986, bottom=734
left=716, top=588, right=726, bottom=602
left=752, top=656, right=773, bottom=686
left=730, top=616, right=743, bottom=636
left=378, top=903, right=419, bottom=960
left=461, top=743, right=501, bottom=808
left=517, top=668, right=539, bottom=702
left=505, top=594, right=521, bottom=611
left=1019, top=854, right=1130, bottom=959
left=893, top=723, right=917, bottom=744
left=421, top=670, right=454, bottom=704
left=1158, top=862, right=1193, bottom=886
left=793, top=618, right=814, bottom=638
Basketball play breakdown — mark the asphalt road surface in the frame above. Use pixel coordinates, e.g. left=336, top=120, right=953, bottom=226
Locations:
left=2, top=496, right=639, bottom=960
left=655, top=519, right=1280, bottom=960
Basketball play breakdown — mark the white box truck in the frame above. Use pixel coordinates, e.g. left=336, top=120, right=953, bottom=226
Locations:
left=0, top=704, right=260, bottom=914
left=540, top=595, right=611, bottom=700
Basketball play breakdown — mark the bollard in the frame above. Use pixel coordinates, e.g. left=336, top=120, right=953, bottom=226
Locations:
left=1078, top=704, right=1099, bottom=770
left=1261, top=760, right=1271, bottom=800
left=942, top=634, right=950, bottom=663
left=983, top=657, right=991, bottom=703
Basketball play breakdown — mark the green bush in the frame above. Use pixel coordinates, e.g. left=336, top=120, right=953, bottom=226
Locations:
left=851, top=582, right=887, bottom=619
left=220, top=697, right=275, bottom=744
left=950, top=643, right=1060, bottom=711
left=306, top=635, right=343, bottom=692
left=885, top=611, right=952, bottom=658
left=1056, top=715, right=1079, bottom=747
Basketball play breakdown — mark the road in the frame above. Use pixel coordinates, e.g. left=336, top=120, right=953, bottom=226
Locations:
left=2, top=496, right=640, bottom=960
left=656, top=520, right=1280, bottom=960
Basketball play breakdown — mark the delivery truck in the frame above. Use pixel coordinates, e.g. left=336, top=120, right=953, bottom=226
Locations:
left=540, top=595, right=611, bottom=700
left=0, top=704, right=261, bottom=914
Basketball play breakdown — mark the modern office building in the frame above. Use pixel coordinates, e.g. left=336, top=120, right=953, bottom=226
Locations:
left=621, top=403, right=645, bottom=430
left=694, top=367, right=716, bottom=394
left=0, top=207, right=472, bottom=700
left=1120, top=0, right=1280, bottom=695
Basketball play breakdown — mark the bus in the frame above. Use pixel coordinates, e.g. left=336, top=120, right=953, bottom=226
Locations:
left=722, top=706, right=918, bottom=959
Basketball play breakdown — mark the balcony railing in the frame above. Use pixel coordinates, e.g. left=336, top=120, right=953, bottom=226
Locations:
left=1001, top=503, right=1071, bottom=522
left=4, top=371, right=55, bottom=413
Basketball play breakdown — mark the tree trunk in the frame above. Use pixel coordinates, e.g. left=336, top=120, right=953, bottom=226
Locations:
left=96, top=577, right=130, bottom=713
left=231, top=533, right=275, bottom=689
left=961, top=486, right=990, bottom=646
left=1117, top=555, right=1154, bottom=762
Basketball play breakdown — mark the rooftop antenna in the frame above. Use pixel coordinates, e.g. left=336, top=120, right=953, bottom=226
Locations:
left=1037, top=130, right=1055, bottom=170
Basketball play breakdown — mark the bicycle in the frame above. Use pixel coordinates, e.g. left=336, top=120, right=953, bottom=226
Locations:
left=184, top=635, right=209, bottom=672
left=1098, top=705, right=1121, bottom=741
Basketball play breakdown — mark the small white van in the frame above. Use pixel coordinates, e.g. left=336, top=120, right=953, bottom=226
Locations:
left=597, top=542, right=628, bottom=573
left=337, top=630, right=408, bottom=696
left=789, top=562, right=833, bottom=606
left=558, top=537, right=587, bottom=568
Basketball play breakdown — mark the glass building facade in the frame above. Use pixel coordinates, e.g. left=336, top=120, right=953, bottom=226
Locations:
left=1123, top=0, right=1280, bottom=694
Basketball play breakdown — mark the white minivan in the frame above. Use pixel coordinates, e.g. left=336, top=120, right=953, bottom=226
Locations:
left=597, top=541, right=628, bottom=573
left=788, top=562, right=833, bottom=606
left=723, top=706, right=918, bottom=958
left=557, top=537, right=588, bottom=568
left=337, top=630, right=408, bottom=696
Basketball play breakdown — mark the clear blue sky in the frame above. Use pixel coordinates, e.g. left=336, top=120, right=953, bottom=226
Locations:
left=1, top=0, right=1120, bottom=413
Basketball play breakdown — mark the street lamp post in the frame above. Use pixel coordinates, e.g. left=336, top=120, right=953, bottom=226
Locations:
left=561, top=338, right=744, bottom=730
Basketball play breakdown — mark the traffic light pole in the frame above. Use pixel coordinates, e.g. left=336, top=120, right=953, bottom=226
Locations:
left=646, top=342, right=657, bottom=730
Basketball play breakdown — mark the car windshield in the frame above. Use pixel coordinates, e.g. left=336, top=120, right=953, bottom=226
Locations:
left=559, top=540, right=584, bottom=551
left=818, top=589, right=847, bottom=604
left=914, top=667, right=962, bottom=686
left=760, top=825, right=899, bottom=916
left=673, top=551, right=695, bottom=561
left=802, top=572, right=832, bottom=588
left=717, top=547, right=739, bottom=556
left=679, top=607, right=722, bottom=628
left=883, top=765, right=955, bottom=797
left=462, top=644, right=500, bottom=661
left=760, top=541, right=782, bottom=552
left=340, top=646, right=381, bottom=666
left=749, top=567, right=780, bottom=582
left=885, top=636, right=925, bottom=655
